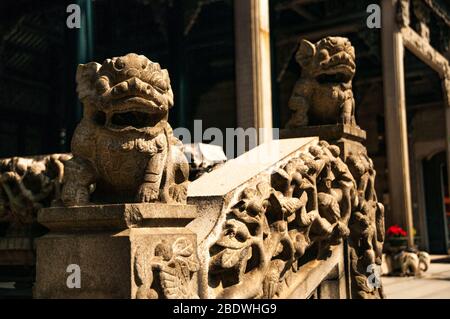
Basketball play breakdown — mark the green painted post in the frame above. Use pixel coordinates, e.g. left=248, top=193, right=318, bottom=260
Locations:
left=75, top=0, right=94, bottom=122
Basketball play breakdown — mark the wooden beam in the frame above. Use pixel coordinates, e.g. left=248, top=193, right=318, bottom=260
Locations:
left=234, top=0, right=273, bottom=148
left=274, top=0, right=326, bottom=9
left=401, top=26, right=450, bottom=78
left=276, top=14, right=365, bottom=46
left=381, top=0, right=415, bottom=248
left=291, top=5, right=317, bottom=21
left=423, top=0, right=450, bottom=27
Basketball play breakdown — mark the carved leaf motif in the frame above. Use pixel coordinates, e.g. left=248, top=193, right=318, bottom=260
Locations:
left=158, top=238, right=200, bottom=299
left=173, top=254, right=200, bottom=276
left=216, top=220, right=251, bottom=249
left=160, top=264, right=189, bottom=299
left=172, top=238, right=194, bottom=257
left=256, top=181, right=271, bottom=198
left=207, top=136, right=385, bottom=299
left=268, top=192, right=284, bottom=220
left=241, top=188, right=258, bottom=200
left=271, top=168, right=291, bottom=193
left=282, top=197, right=303, bottom=215
left=220, top=248, right=245, bottom=269
left=185, top=255, right=200, bottom=273
left=216, top=236, right=248, bottom=249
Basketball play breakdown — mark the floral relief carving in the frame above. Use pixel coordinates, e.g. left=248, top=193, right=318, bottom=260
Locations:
left=134, top=237, right=200, bottom=299
left=0, top=154, right=71, bottom=230
left=346, top=152, right=384, bottom=298
left=208, top=141, right=384, bottom=299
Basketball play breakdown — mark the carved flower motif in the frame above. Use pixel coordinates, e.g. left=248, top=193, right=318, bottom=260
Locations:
left=231, top=182, right=272, bottom=237
left=210, top=219, right=253, bottom=272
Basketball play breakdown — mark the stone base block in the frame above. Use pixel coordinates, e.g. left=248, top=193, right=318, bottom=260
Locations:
left=34, top=203, right=199, bottom=299
left=281, top=124, right=367, bottom=159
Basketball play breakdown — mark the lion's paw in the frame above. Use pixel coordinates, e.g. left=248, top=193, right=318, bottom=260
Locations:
left=137, top=183, right=160, bottom=203
left=168, top=183, right=188, bottom=203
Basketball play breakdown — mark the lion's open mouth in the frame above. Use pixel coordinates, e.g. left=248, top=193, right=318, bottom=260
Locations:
left=316, top=64, right=354, bottom=84
left=112, top=111, right=158, bottom=128
left=316, top=72, right=351, bottom=84
left=100, top=110, right=166, bottom=130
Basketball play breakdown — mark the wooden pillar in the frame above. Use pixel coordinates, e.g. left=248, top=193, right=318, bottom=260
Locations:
left=234, top=0, right=273, bottom=146
left=381, top=0, right=414, bottom=247
left=400, top=15, right=450, bottom=251
left=444, top=79, right=450, bottom=234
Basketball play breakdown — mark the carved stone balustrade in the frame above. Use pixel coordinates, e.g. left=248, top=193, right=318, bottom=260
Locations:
left=0, top=154, right=71, bottom=296
left=281, top=127, right=384, bottom=299
left=29, top=47, right=384, bottom=299
left=187, top=136, right=384, bottom=299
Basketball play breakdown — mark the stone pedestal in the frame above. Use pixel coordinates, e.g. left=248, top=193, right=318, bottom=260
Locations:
left=34, top=203, right=199, bottom=299
left=281, top=124, right=367, bottom=159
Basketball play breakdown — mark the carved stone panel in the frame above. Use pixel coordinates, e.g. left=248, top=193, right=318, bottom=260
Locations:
left=35, top=203, right=199, bottom=299
left=190, top=137, right=384, bottom=299
left=346, top=151, right=384, bottom=298
left=133, top=233, right=200, bottom=299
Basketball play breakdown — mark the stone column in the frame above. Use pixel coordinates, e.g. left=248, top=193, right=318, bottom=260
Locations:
left=381, top=0, right=414, bottom=248
left=34, top=203, right=199, bottom=299
left=234, top=0, right=273, bottom=148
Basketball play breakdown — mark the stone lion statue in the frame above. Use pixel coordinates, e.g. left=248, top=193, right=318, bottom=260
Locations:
left=61, top=53, right=189, bottom=206
left=286, top=36, right=357, bottom=128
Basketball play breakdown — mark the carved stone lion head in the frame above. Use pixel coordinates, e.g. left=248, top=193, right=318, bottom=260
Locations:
left=296, top=36, right=356, bottom=84
left=76, top=53, right=174, bottom=133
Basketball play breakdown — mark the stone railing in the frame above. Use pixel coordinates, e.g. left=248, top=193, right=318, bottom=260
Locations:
left=32, top=133, right=384, bottom=299
left=0, top=154, right=71, bottom=297
left=5, top=42, right=385, bottom=299
left=0, top=154, right=71, bottom=230
left=187, top=133, right=384, bottom=299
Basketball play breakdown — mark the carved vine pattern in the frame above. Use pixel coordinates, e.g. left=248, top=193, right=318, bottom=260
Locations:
left=0, top=154, right=71, bottom=228
left=208, top=141, right=384, bottom=299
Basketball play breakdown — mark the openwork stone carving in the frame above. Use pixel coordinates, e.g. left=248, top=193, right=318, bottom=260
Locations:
left=61, top=53, right=189, bottom=206
left=134, top=237, right=200, bottom=299
left=286, top=37, right=357, bottom=128
left=0, top=154, right=71, bottom=228
left=208, top=141, right=384, bottom=299
left=346, top=152, right=384, bottom=298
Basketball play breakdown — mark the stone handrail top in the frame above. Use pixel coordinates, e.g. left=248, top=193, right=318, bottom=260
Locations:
left=187, top=137, right=318, bottom=198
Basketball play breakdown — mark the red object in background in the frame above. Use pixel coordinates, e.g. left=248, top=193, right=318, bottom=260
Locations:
left=386, top=224, right=407, bottom=237
left=445, top=196, right=450, bottom=217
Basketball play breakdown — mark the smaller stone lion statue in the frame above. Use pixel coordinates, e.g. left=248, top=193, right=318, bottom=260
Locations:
left=286, top=36, right=357, bottom=128
left=61, top=53, right=189, bottom=206
left=384, top=250, right=431, bottom=276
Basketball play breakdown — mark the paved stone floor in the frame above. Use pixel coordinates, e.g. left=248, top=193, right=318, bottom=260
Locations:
left=383, top=255, right=450, bottom=299
left=2, top=256, right=450, bottom=299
